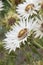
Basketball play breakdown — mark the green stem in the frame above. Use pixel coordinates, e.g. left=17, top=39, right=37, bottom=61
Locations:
left=33, top=40, right=43, bottom=49
left=7, top=0, right=13, bottom=8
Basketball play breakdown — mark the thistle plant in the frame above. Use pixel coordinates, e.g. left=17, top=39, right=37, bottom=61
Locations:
left=0, top=0, right=43, bottom=65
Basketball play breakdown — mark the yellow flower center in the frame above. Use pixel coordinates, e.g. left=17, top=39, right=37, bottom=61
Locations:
left=18, top=28, right=28, bottom=40
left=25, top=4, right=34, bottom=12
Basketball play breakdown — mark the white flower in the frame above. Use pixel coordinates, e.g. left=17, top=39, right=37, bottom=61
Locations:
left=16, top=0, right=40, bottom=19
left=3, top=19, right=35, bottom=53
left=0, top=1, right=4, bottom=11
left=33, top=17, right=43, bottom=38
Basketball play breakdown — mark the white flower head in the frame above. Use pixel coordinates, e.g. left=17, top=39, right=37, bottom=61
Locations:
left=3, top=19, right=34, bottom=53
left=16, top=0, right=40, bottom=19
left=33, top=17, right=43, bottom=38
left=0, top=1, right=4, bottom=11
